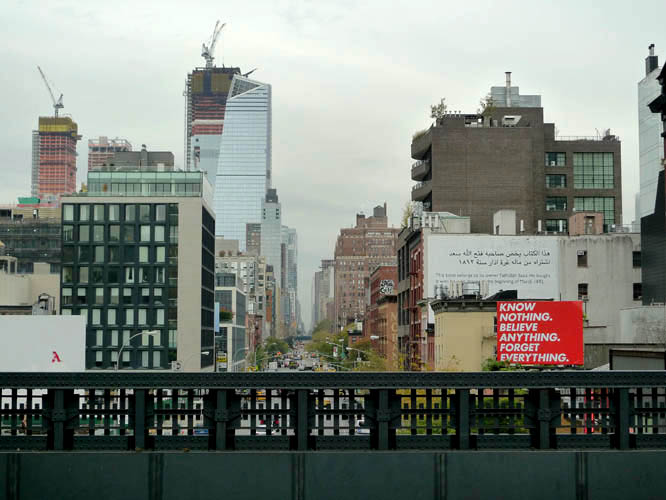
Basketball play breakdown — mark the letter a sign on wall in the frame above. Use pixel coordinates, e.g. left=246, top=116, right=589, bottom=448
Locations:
left=496, top=301, right=583, bottom=365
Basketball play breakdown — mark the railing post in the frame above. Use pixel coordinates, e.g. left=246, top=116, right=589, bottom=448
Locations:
left=134, top=389, right=148, bottom=450
left=296, top=389, right=309, bottom=451
left=529, top=388, right=559, bottom=449
left=614, top=388, right=630, bottom=450
left=377, top=389, right=389, bottom=450
left=455, top=389, right=470, bottom=450
left=204, top=389, right=239, bottom=450
left=45, top=389, right=77, bottom=450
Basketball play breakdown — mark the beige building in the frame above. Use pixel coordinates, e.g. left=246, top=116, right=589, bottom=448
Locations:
left=431, top=299, right=497, bottom=371
left=0, top=257, right=59, bottom=314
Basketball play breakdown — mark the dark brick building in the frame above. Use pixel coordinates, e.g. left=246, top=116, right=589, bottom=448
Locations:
left=411, top=79, right=623, bottom=234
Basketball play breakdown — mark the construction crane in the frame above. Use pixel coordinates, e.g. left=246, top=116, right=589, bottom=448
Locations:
left=37, top=66, right=64, bottom=118
left=243, top=68, right=258, bottom=78
left=201, top=21, right=226, bottom=68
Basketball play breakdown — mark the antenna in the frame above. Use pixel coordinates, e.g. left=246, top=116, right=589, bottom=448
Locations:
left=37, top=66, right=64, bottom=118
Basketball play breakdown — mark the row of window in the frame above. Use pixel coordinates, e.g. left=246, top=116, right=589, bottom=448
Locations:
left=62, top=266, right=169, bottom=284
left=575, top=250, right=641, bottom=268
left=62, top=307, right=167, bottom=326
left=577, top=283, right=642, bottom=301
left=63, top=245, right=168, bottom=264
left=62, top=286, right=168, bottom=306
left=63, top=224, right=173, bottom=243
left=544, top=197, right=615, bottom=223
left=63, top=203, right=168, bottom=223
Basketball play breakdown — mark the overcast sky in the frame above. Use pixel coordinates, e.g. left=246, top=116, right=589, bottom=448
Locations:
left=1, top=0, right=664, bottom=329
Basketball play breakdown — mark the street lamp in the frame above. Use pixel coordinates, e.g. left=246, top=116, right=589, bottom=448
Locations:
left=115, top=330, right=159, bottom=371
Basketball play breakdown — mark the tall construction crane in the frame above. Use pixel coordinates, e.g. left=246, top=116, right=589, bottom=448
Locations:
left=37, top=66, right=64, bottom=118
left=201, top=20, right=226, bottom=68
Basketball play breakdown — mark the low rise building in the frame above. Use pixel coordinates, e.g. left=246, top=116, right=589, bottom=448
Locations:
left=0, top=256, right=59, bottom=314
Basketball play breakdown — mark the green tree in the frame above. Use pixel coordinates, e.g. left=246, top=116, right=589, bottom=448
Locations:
left=264, top=336, right=289, bottom=356
left=401, top=201, right=415, bottom=228
left=478, top=93, right=495, bottom=116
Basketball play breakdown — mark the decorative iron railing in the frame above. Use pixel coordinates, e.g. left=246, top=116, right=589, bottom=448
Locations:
left=1, top=372, right=665, bottom=451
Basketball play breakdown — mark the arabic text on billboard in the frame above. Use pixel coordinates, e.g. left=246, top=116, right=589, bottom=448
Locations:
left=496, top=301, right=583, bottom=365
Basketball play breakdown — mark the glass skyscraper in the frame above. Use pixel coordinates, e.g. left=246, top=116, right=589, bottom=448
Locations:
left=214, top=75, right=272, bottom=249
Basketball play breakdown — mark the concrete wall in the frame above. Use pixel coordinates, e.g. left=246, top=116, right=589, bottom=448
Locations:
left=558, top=234, right=641, bottom=341
left=5, top=451, right=666, bottom=500
left=0, top=264, right=59, bottom=310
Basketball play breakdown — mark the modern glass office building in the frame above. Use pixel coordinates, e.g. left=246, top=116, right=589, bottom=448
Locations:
left=60, top=170, right=216, bottom=371
left=214, top=75, right=272, bottom=249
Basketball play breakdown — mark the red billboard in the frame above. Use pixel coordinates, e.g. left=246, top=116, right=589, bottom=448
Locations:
left=496, top=301, right=583, bottom=365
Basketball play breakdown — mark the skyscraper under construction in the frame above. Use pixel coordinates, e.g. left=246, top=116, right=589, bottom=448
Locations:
left=31, top=117, right=81, bottom=199
left=185, top=66, right=241, bottom=185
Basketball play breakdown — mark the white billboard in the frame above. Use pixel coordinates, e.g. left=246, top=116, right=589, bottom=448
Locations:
left=425, top=235, right=560, bottom=302
left=0, top=316, right=86, bottom=371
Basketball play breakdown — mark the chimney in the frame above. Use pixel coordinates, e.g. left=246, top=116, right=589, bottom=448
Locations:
left=505, top=72, right=512, bottom=107
left=646, top=44, right=659, bottom=76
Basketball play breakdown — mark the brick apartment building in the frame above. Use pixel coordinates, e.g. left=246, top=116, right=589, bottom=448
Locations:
left=333, top=204, right=399, bottom=329
left=366, top=265, right=398, bottom=368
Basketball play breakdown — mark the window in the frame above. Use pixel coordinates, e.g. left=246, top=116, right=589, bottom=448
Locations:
left=153, top=351, right=161, bottom=368
left=63, top=225, right=74, bottom=242
left=125, top=309, right=134, bottom=325
left=79, top=266, right=89, bottom=284
left=139, top=267, right=151, bottom=283
left=93, top=225, right=104, bottom=242
left=125, top=205, right=135, bottom=222
left=62, top=288, right=73, bottom=305
left=545, top=152, right=566, bottom=167
left=155, top=267, right=165, bottom=284
left=124, top=226, right=135, bottom=242
left=573, top=153, right=614, bottom=189
left=91, top=267, right=104, bottom=284
left=109, top=205, right=120, bottom=221
left=94, top=205, right=104, bottom=221
left=546, top=197, right=567, bottom=211
left=95, top=350, right=103, bottom=367
left=154, top=226, right=165, bottom=242
left=545, top=174, right=567, bottom=188
left=140, top=205, right=150, bottom=222
left=123, top=288, right=133, bottom=305
left=109, top=225, right=120, bottom=242
left=109, top=246, right=119, bottom=263
left=94, top=287, right=104, bottom=305
left=138, top=309, right=147, bottom=325
left=577, top=250, right=588, bottom=267
left=108, top=267, right=120, bottom=284
left=156, top=247, right=165, bottom=263
left=63, top=205, right=74, bottom=221
left=156, top=205, right=166, bottom=221
left=80, top=205, right=90, bottom=221
left=91, top=309, right=101, bottom=325
left=124, top=246, right=136, bottom=261
left=110, top=288, right=119, bottom=305
left=139, top=247, right=149, bottom=263
left=141, top=351, right=150, bottom=368
left=79, top=225, right=90, bottom=243
left=108, top=308, right=117, bottom=325
left=141, top=288, right=150, bottom=305
left=63, top=246, right=74, bottom=262
left=125, top=267, right=135, bottom=284
left=77, top=287, right=87, bottom=305
left=94, top=246, right=104, bottom=263
left=574, top=197, right=615, bottom=228
left=62, top=266, right=73, bottom=283
left=578, top=283, right=588, bottom=301
left=140, top=226, right=151, bottom=242
left=154, top=288, right=163, bottom=305
left=634, top=283, right=642, bottom=301
left=156, top=309, right=165, bottom=325
left=111, top=330, right=119, bottom=347
left=545, top=219, right=568, bottom=233
left=77, top=246, right=89, bottom=262
left=633, top=251, right=641, bottom=268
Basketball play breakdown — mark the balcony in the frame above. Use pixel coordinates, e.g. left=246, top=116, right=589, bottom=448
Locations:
left=411, top=180, right=432, bottom=202
left=410, top=159, right=431, bottom=181
left=411, top=128, right=432, bottom=160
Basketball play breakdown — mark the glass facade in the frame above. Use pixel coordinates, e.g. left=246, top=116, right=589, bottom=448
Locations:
left=214, top=75, right=272, bottom=249
left=573, top=153, right=614, bottom=189
left=60, top=202, right=179, bottom=369
left=87, top=171, right=205, bottom=198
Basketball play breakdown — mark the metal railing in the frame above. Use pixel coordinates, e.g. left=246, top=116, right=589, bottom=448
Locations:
left=1, top=372, right=666, bottom=451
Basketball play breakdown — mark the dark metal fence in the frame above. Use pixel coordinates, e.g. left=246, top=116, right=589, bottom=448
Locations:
left=2, top=371, right=666, bottom=451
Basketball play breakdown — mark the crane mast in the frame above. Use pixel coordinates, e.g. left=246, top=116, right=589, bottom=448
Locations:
left=37, top=66, right=64, bottom=118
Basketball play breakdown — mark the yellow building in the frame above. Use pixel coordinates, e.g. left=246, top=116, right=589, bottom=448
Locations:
left=431, top=299, right=498, bottom=371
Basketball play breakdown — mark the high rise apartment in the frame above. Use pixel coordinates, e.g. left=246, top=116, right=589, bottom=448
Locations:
left=333, top=204, right=399, bottom=329
left=185, top=66, right=241, bottom=182
left=60, top=168, right=215, bottom=371
left=637, top=45, right=665, bottom=219
left=411, top=74, right=622, bottom=234
left=260, top=189, right=282, bottom=336
left=32, top=117, right=81, bottom=199
left=88, top=137, right=132, bottom=171
left=214, top=75, right=272, bottom=248
left=246, top=223, right=261, bottom=256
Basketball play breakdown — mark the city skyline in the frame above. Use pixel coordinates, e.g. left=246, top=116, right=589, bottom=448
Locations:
left=1, top=1, right=665, bottom=328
